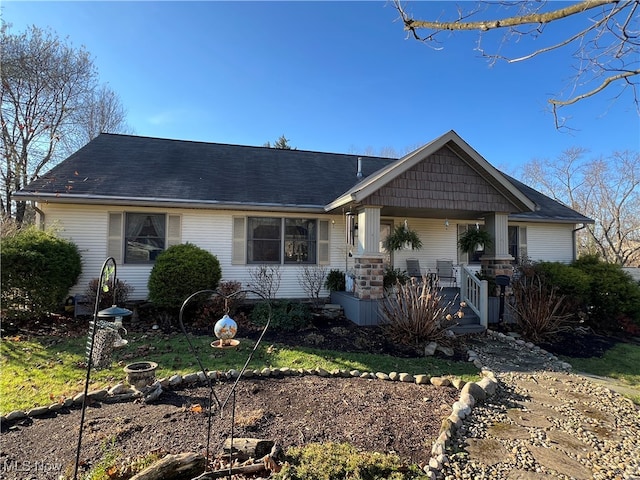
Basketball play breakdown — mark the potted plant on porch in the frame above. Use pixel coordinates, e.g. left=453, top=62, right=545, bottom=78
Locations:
left=457, top=227, right=493, bottom=254
left=383, top=221, right=423, bottom=252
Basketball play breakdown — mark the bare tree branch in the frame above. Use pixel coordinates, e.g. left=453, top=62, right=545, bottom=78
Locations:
left=393, top=0, right=640, bottom=126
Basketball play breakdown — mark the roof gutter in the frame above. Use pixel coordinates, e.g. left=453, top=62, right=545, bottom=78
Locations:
left=14, top=193, right=327, bottom=214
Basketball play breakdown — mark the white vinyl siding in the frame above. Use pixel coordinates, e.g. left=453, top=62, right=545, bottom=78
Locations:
left=524, top=223, right=574, bottom=263
left=167, top=215, right=182, bottom=247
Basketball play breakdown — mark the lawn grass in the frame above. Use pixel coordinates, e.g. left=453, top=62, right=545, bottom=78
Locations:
left=0, top=331, right=478, bottom=413
left=560, top=342, right=640, bottom=403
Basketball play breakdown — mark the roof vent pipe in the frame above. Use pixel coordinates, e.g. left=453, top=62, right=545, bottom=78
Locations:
left=356, top=157, right=363, bottom=179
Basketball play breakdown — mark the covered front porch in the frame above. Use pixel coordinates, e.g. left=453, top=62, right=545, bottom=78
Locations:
left=324, top=131, right=534, bottom=332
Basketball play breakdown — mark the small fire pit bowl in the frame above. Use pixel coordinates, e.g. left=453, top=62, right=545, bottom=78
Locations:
left=124, top=361, right=158, bottom=389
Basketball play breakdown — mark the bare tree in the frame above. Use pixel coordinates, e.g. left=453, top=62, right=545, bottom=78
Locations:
left=521, top=148, right=640, bottom=266
left=393, top=0, right=640, bottom=127
left=64, top=84, right=132, bottom=154
left=0, top=24, right=130, bottom=225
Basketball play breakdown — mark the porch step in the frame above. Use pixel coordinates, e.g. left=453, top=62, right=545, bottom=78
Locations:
left=450, top=324, right=486, bottom=335
left=440, top=287, right=484, bottom=335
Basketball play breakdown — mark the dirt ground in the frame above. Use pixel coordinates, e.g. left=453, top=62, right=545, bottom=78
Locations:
left=0, top=313, right=462, bottom=479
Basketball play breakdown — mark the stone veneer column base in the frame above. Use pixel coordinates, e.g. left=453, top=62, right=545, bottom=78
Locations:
left=480, top=255, right=515, bottom=279
left=354, top=255, right=386, bottom=300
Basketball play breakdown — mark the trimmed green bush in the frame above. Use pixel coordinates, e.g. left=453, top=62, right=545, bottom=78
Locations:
left=573, top=254, right=640, bottom=330
left=532, top=261, right=591, bottom=315
left=250, top=299, right=311, bottom=331
left=1, top=227, right=82, bottom=320
left=324, top=269, right=346, bottom=292
left=147, top=243, right=221, bottom=311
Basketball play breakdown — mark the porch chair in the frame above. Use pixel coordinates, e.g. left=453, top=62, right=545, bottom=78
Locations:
left=406, top=258, right=423, bottom=284
left=436, top=259, right=457, bottom=287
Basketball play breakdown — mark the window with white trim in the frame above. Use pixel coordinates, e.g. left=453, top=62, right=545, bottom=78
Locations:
left=235, top=216, right=329, bottom=265
left=108, top=212, right=181, bottom=264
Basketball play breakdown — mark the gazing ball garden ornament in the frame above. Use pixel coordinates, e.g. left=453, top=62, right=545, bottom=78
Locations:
left=212, top=313, right=239, bottom=349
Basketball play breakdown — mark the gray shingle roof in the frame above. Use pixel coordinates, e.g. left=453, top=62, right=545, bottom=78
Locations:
left=19, top=133, right=393, bottom=209
left=17, top=133, right=593, bottom=224
left=504, top=174, right=594, bottom=224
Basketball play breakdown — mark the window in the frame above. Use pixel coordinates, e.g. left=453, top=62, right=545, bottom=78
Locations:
left=108, top=212, right=181, bottom=264
left=509, top=226, right=527, bottom=264
left=125, top=213, right=166, bottom=263
left=248, top=217, right=281, bottom=263
left=239, top=217, right=329, bottom=265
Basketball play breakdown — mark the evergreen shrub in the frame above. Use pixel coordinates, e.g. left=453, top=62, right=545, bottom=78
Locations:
left=250, top=299, right=310, bottom=331
left=324, top=269, right=346, bottom=292
left=1, top=227, right=82, bottom=320
left=573, top=255, right=640, bottom=330
left=147, top=243, right=221, bottom=311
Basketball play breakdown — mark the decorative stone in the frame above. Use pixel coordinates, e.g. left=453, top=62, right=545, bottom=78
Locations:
left=168, top=374, right=183, bottom=387
left=316, top=368, right=329, bottom=377
left=424, top=342, right=438, bottom=356
left=5, top=411, right=27, bottom=422
left=461, top=382, right=487, bottom=402
left=415, top=374, right=430, bottom=385
left=451, top=377, right=466, bottom=389
left=72, top=392, right=85, bottom=405
left=48, top=403, right=63, bottom=412
left=26, top=406, right=49, bottom=417
left=87, top=389, right=109, bottom=401
left=430, top=376, right=451, bottom=387
left=437, top=345, right=455, bottom=357
left=182, top=372, right=199, bottom=384
left=375, top=372, right=391, bottom=381
left=260, top=367, right=272, bottom=377
left=389, top=371, right=399, bottom=381
left=350, top=370, right=361, bottom=377
left=478, top=377, right=498, bottom=396
left=108, top=383, right=127, bottom=395
left=399, top=373, right=414, bottom=383
left=459, top=392, right=476, bottom=408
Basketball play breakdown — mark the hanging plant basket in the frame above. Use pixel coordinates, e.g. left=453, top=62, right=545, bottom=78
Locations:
left=383, top=224, right=423, bottom=252
left=457, top=228, right=493, bottom=253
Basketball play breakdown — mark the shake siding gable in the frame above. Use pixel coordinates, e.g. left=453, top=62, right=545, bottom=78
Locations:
left=364, top=148, right=516, bottom=213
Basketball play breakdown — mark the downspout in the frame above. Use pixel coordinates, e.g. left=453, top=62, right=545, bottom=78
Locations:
left=572, top=223, right=588, bottom=261
left=34, top=205, right=45, bottom=231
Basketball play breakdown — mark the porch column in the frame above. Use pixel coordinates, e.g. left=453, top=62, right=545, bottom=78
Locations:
left=354, top=206, right=385, bottom=300
left=481, top=212, right=514, bottom=280
left=356, top=206, right=381, bottom=255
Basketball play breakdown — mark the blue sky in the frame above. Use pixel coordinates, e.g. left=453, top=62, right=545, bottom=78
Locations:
left=3, top=1, right=639, bottom=175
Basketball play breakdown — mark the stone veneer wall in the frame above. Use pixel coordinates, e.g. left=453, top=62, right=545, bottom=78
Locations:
left=480, top=256, right=514, bottom=279
left=353, top=256, right=385, bottom=300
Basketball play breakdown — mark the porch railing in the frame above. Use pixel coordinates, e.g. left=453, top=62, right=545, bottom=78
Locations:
left=459, top=265, right=488, bottom=328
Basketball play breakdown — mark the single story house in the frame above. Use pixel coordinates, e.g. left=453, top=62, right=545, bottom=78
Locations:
left=15, top=130, right=593, bottom=327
